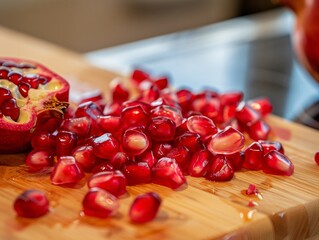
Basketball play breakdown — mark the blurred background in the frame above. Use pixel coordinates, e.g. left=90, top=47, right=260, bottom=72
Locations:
left=0, top=0, right=277, bottom=52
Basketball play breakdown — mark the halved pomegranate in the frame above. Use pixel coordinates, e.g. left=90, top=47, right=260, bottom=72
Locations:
left=0, top=58, right=69, bottom=153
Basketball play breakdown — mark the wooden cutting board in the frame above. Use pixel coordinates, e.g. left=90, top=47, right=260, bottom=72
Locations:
left=1, top=26, right=319, bottom=240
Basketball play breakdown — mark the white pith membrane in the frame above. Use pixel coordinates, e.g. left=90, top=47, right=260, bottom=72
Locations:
left=0, top=68, right=63, bottom=124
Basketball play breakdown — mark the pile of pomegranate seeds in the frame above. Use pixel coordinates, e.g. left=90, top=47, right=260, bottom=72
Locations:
left=20, top=69, right=295, bottom=219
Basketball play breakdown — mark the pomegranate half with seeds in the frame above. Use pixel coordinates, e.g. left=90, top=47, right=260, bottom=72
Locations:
left=0, top=58, right=69, bottom=153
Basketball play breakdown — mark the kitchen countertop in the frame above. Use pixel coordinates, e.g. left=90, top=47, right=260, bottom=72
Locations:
left=86, top=8, right=319, bottom=128
left=1, top=13, right=319, bottom=239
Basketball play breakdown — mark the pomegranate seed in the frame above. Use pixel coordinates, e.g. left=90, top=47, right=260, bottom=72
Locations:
left=8, top=71, right=23, bottom=84
left=158, top=89, right=180, bottom=109
left=14, top=189, right=49, bottom=218
left=154, top=76, right=168, bottom=90
left=56, top=130, right=78, bottom=156
left=38, top=75, right=51, bottom=85
left=129, top=192, right=161, bottom=223
left=121, top=105, right=149, bottom=129
left=150, top=97, right=168, bottom=108
left=227, top=151, right=245, bottom=171
left=103, top=101, right=122, bottom=116
left=262, top=150, right=294, bottom=176
left=72, top=145, right=97, bottom=172
left=152, top=157, right=186, bottom=189
left=161, top=85, right=178, bottom=99
left=31, top=131, right=56, bottom=150
left=122, top=129, right=150, bottom=156
left=121, top=162, right=151, bottom=185
left=0, top=67, right=10, bottom=78
left=176, top=89, right=193, bottom=113
left=151, top=105, right=183, bottom=127
left=111, top=79, right=129, bottom=102
left=191, top=93, right=210, bottom=112
left=258, top=140, right=284, bottom=155
left=87, top=170, right=127, bottom=197
left=315, top=151, right=319, bottom=165
left=243, top=142, right=264, bottom=170
left=196, top=98, right=220, bottom=121
left=174, top=132, right=204, bottom=153
left=246, top=184, right=258, bottom=195
left=175, top=118, right=188, bottom=137
left=236, top=102, right=260, bottom=126
left=188, top=150, right=212, bottom=177
left=136, top=150, right=157, bottom=168
left=92, top=133, right=120, bottom=159
left=92, top=161, right=114, bottom=174
left=37, top=117, right=62, bottom=133
left=23, top=73, right=40, bottom=88
left=96, top=115, right=121, bottom=134
left=1, top=98, right=20, bottom=121
left=122, top=100, right=151, bottom=114
left=247, top=120, right=270, bottom=141
left=82, top=187, right=119, bottom=218
left=75, top=101, right=103, bottom=120
left=186, top=115, right=217, bottom=141
left=60, top=117, right=91, bottom=138
left=222, top=104, right=237, bottom=122
left=205, top=155, right=234, bottom=181
left=0, top=87, right=12, bottom=105
left=110, top=152, right=130, bottom=169
left=152, top=142, right=173, bottom=159
left=25, top=149, right=54, bottom=172
left=166, top=146, right=191, bottom=168
left=131, top=69, right=150, bottom=85
left=77, top=135, right=95, bottom=147
left=248, top=97, right=272, bottom=116
left=207, top=126, right=245, bottom=155
left=219, top=91, right=243, bottom=106
left=50, top=156, right=85, bottom=185
left=139, top=84, right=160, bottom=103
left=148, top=117, right=176, bottom=141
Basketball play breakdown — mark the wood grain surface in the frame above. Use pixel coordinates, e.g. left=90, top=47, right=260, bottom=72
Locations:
left=1, top=26, right=319, bottom=240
